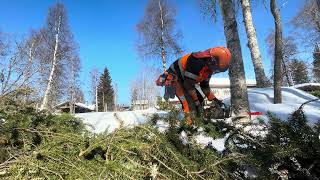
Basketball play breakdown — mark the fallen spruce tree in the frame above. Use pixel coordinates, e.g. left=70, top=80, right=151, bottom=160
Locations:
left=0, top=96, right=319, bottom=179
left=0, top=98, right=247, bottom=179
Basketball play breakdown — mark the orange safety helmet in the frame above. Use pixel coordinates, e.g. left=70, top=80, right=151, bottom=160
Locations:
left=209, top=46, right=231, bottom=72
left=193, top=46, right=232, bottom=72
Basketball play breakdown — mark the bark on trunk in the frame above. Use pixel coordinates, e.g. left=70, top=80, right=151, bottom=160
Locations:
left=270, top=0, right=283, bottom=104
left=219, top=0, right=250, bottom=118
left=95, top=85, right=98, bottom=112
left=159, top=0, right=167, bottom=71
left=40, top=16, right=61, bottom=110
left=282, top=58, right=293, bottom=86
left=103, top=92, right=105, bottom=112
left=241, top=0, right=268, bottom=87
left=26, top=41, right=35, bottom=81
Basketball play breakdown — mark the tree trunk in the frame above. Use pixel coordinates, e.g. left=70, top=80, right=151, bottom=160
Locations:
left=40, top=16, right=61, bottom=110
left=159, top=0, right=167, bottom=71
left=241, top=0, right=268, bottom=87
left=25, top=41, right=35, bottom=82
left=282, top=58, right=293, bottom=86
left=270, top=0, right=283, bottom=104
left=103, top=92, right=105, bottom=112
left=95, top=85, right=98, bottom=112
left=219, top=0, right=250, bottom=118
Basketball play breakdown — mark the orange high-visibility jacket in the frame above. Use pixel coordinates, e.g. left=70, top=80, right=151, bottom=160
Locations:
left=167, top=53, right=216, bottom=112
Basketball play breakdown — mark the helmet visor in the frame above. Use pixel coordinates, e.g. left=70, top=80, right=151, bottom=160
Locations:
left=207, top=57, right=229, bottom=73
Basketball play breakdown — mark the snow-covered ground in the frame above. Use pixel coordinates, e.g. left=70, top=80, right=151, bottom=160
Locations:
left=75, top=108, right=167, bottom=134
left=76, top=87, right=319, bottom=152
left=291, top=83, right=320, bottom=89
left=224, top=87, right=320, bottom=124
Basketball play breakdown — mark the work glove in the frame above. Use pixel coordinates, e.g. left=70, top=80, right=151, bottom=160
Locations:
left=185, top=112, right=192, bottom=125
left=196, top=106, right=204, bottom=117
left=194, top=100, right=204, bottom=117
left=156, top=73, right=167, bottom=86
left=213, top=98, right=223, bottom=107
left=164, top=85, right=175, bottom=100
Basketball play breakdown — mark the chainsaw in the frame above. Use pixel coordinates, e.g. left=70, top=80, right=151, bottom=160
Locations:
left=203, top=101, right=264, bottom=124
left=203, top=101, right=232, bottom=120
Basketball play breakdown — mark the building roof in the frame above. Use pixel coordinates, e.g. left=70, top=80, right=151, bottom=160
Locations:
left=54, top=101, right=95, bottom=111
left=161, top=96, right=180, bottom=102
left=75, top=103, right=95, bottom=111
left=132, top=100, right=149, bottom=105
left=209, top=78, right=256, bottom=88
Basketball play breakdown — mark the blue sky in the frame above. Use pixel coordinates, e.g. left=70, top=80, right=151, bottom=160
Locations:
left=0, top=0, right=305, bottom=104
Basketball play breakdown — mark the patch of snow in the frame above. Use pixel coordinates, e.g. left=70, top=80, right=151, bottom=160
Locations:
left=156, top=120, right=170, bottom=133
left=75, top=108, right=167, bottom=134
left=243, top=124, right=268, bottom=137
left=197, top=127, right=204, bottom=132
left=194, top=133, right=229, bottom=152
left=224, top=87, right=320, bottom=124
left=292, top=83, right=320, bottom=89
left=180, top=131, right=188, bottom=145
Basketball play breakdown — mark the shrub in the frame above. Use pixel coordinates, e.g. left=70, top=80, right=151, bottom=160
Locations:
left=245, top=110, right=320, bottom=179
left=310, top=90, right=320, bottom=98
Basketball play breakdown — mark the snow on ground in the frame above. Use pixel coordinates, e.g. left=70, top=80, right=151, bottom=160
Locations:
left=76, top=87, right=319, bottom=153
left=224, top=87, right=320, bottom=124
left=194, top=133, right=229, bottom=152
left=75, top=108, right=167, bottom=134
left=77, top=87, right=319, bottom=134
left=156, top=120, right=170, bottom=133
left=291, top=83, right=320, bottom=89
left=177, top=128, right=229, bottom=152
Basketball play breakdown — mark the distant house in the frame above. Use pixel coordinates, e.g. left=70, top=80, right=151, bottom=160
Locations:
left=161, top=78, right=257, bottom=103
left=209, top=78, right=257, bottom=99
left=132, top=100, right=149, bottom=110
left=54, top=101, right=95, bottom=113
left=120, top=105, right=131, bottom=111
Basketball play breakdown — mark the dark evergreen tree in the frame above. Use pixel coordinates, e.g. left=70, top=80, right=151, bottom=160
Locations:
left=97, top=67, right=114, bottom=112
left=313, top=44, right=320, bottom=82
left=290, top=59, right=310, bottom=85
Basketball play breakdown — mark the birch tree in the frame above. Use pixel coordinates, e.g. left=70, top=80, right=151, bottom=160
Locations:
left=137, top=0, right=183, bottom=71
left=130, top=84, right=138, bottom=107
left=113, top=83, right=118, bottom=111
left=89, top=68, right=99, bottom=111
left=130, top=66, right=161, bottom=110
left=270, top=0, right=284, bottom=104
left=218, top=0, right=250, bottom=118
left=266, top=33, right=297, bottom=86
left=198, top=0, right=250, bottom=118
left=240, top=0, right=268, bottom=87
left=68, top=55, right=81, bottom=114
left=0, top=31, right=41, bottom=99
left=291, top=0, right=320, bottom=48
left=39, top=3, right=77, bottom=110
left=16, top=30, right=42, bottom=102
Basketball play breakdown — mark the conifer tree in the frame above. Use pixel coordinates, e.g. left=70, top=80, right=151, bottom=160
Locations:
left=97, top=67, right=114, bottom=112
left=290, top=59, right=309, bottom=85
